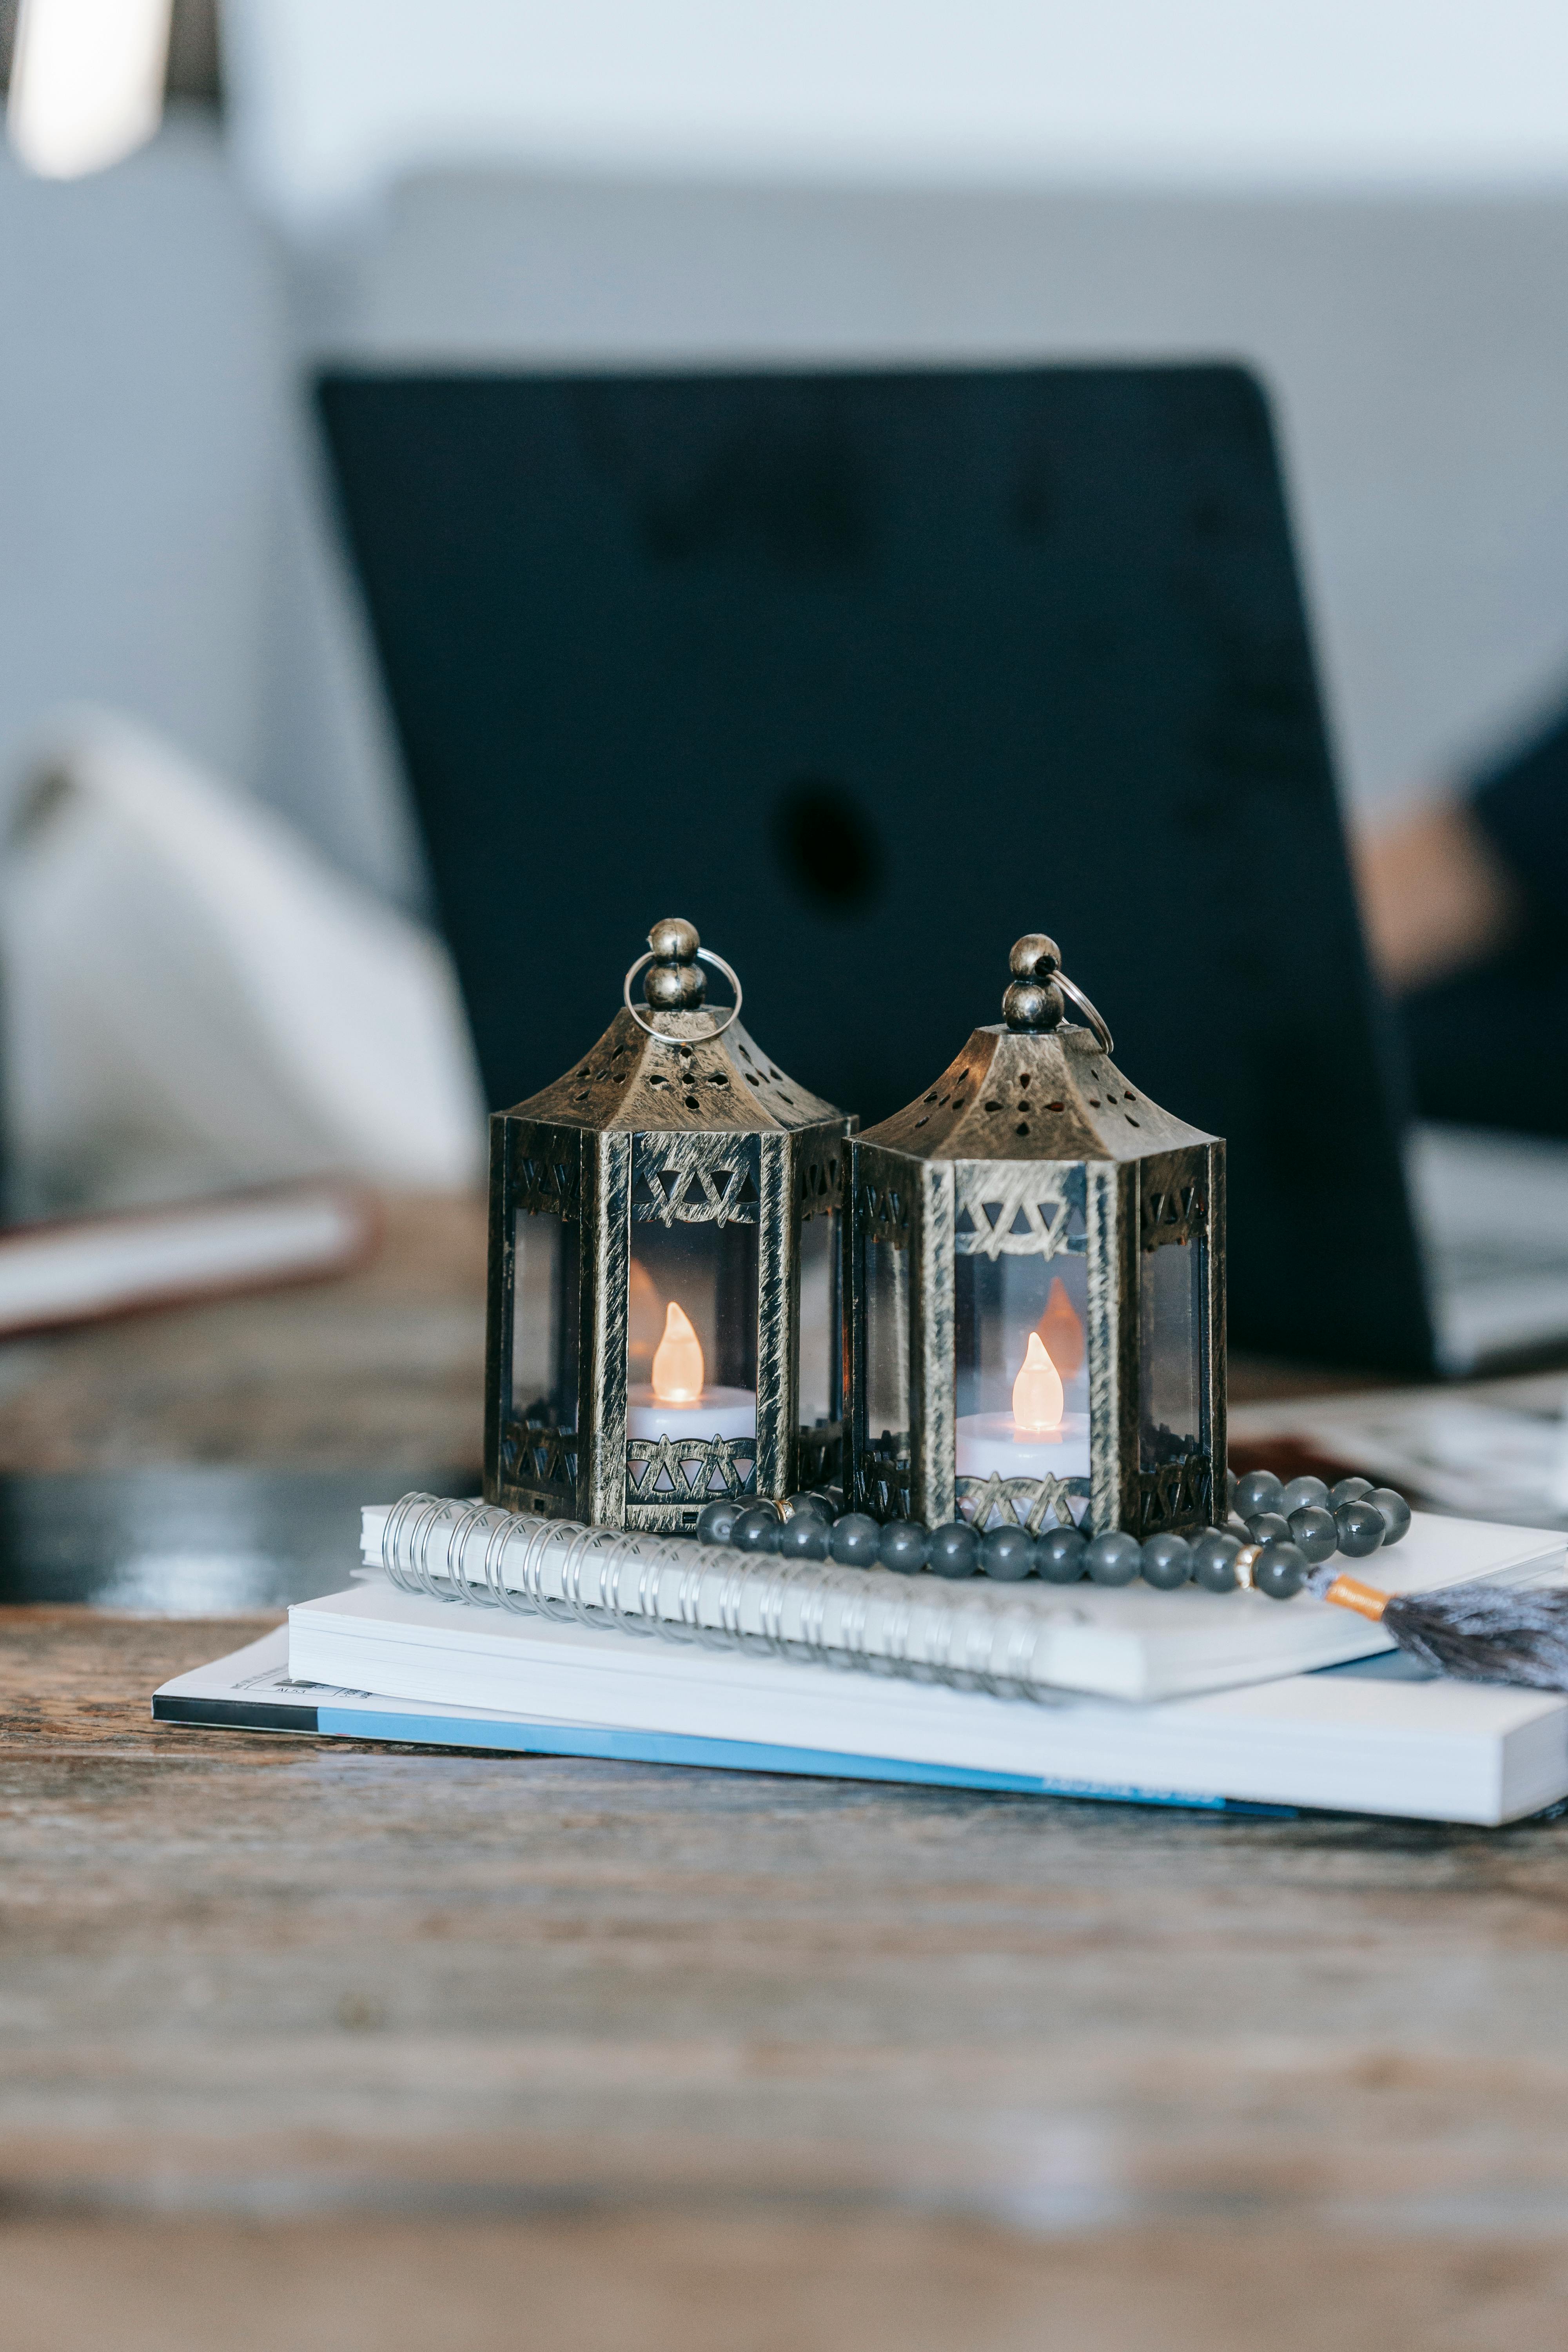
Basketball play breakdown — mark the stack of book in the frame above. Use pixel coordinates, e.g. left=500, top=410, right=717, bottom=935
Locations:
left=156, top=1496, right=1568, bottom=1827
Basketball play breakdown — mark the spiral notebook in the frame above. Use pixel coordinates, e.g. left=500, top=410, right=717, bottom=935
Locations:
left=357, top=1497, right=1568, bottom=1705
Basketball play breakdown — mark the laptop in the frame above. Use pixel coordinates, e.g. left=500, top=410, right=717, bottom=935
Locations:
left=316, top=360, right=1568, bottom=1378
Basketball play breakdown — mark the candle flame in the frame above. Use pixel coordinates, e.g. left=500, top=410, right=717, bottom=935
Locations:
left=652, top=1299, right=704, bottom=1404
left=1012, top=1330, right=1064, bottom=1433
left=626, top=1256, right=662, bottom=1368
left=1036, top=1275, right=1085, bottom=1381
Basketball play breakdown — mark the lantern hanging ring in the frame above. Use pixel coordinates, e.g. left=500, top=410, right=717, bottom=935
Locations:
left=622, top=947, right=744, bottom=1044
left=1055, top=970, right=1114, bottom=1058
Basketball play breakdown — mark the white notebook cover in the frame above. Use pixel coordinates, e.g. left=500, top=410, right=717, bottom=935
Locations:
left=361, top=1503, right=1568, bottom=1703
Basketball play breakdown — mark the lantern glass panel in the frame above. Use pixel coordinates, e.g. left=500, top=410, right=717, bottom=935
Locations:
left=954, top=1247, right=1090, bottom=1486
left=863, top=1236, right=911, bottom=1449
left=955, top=1254, right=1089, bottom=1417
left=1140, top=1237, right=1207, bottom=1468
left=510, top=1205, right=580, bottom=1430
left=798, top=1206, right=841, bottom=1433
left=626, top=1221, right=759, bottom=1433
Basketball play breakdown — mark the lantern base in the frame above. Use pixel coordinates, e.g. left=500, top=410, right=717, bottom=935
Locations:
left=955, top=1411, right=1090, bottom=1483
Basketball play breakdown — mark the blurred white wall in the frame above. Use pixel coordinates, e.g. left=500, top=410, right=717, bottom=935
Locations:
left=11, top=9, right=1568, bottom=931
left=0, top=109, right=281, bottom=803
left=226, top=0, right=1568, bottom=230
left=0, top=104, right=428, bottom=911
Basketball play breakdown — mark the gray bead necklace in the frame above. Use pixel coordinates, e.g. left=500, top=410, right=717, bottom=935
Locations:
left=694, top=1466, right=1410, bottom=1601
left=691, top=1479, right=1568, bottom=1694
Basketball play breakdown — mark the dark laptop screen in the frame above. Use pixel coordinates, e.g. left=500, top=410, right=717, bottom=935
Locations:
left=318, top=360, right=1432, bottom=1371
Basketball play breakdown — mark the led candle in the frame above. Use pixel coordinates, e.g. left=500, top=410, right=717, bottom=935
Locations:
left=626, top=1298, right=757, bottom=1443
left=955, top=1330, right=1090, bottom=1484
left=1011, top=1330, right=1063, bottom=1431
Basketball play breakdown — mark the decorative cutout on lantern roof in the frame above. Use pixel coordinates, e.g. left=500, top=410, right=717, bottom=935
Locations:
left=512, top=982, right=839, bottom=1141
left=865, top=1010, right=1206, bottom=1168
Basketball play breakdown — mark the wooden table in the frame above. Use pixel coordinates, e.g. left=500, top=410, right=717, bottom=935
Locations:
left=0, top=1193, right=489, bottom=1476
left=2, top=1196, right=1565, bottom=2350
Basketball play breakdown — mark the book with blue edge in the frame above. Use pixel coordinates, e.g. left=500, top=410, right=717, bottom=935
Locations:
left=155, top=1587, right=1568, bottom=1827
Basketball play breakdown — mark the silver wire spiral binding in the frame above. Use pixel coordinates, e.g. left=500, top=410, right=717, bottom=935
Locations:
left=370, top=1496, right=1085, bottom=1702
left=383, top=1493, right=461, bottom=1602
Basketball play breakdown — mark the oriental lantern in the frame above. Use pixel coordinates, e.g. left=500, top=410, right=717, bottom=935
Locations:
left=847, top=932, right=1225, bottom=1541
left=485, top=918, right=852, bottom=1532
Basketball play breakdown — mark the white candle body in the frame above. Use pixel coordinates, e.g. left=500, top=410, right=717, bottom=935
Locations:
left=626, top=1384, right=757, bottom=1443
left=955, top=1409, right=1090, bottom=1483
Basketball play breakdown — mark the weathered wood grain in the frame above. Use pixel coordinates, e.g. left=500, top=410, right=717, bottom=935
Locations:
left=5, top=1606, right=1568, bottom=2263
left=0, top=1609, right=290, bottom=1754
left=0, top=1192, right=488, bottom=1474
left=0, top=1201, right=1555, bottom=2343
left=7, top=2215, right=1568, bottom=2352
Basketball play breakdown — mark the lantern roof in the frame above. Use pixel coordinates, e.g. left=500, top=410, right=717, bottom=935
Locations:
left=862, top=932, right=1214, bottom=1165
left=506, top=916, right=844, bottom=1136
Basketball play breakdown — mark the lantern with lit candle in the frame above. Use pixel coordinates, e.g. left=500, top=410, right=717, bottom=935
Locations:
left=485, top=918, right=852, bottom=1531
left=848, top=932, right=1225, bottom=1541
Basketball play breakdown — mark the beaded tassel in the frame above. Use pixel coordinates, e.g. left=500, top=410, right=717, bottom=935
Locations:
left=1310, top=1569, right=1568, bottom=1690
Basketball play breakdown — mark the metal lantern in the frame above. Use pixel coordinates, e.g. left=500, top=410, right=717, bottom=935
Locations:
left=485, top=917, right=852, bottom=1532
left=848, top=932, right=1224, bottom=1541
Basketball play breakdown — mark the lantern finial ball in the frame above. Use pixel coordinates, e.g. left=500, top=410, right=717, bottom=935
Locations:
left=643, top=915, right=707, bottom=1010
left=1003, top=978, right=1064, bottom=1032
left=648, top=916, right=700, bottom=963
left=1004, top=933, right=1064, bottom=1031
left=645, top=961, right=708, bottom=1010
left=1009, top=933, right=1060, bottom=981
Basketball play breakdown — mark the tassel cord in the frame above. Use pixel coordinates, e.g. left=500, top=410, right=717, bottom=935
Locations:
left=1305, top=1561, right=1568, bottom=1691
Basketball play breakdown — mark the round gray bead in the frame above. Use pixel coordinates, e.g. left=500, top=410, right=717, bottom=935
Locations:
left=1140, top=1533, right=1193, bottom=1590
left=785, top=1492, right=833, bottom=1521
left=777, top=1512, right=831, bottom=1561
left=1286, top=1504, right=1339, bottom=1564
left=878, top=1520, right=929, bottom=1574
left=1330, top=1476, right=1374, bottom=1508
left=1334, top=1500, right=1386, bottom=1558
left=1245, top=1512, right=1290, bottom=1547
left=696, top=1498, right=744, bottom=1545
left=1190, top=1531, right=1242, bottom=1592
left=927, top=1522, right=979, bottom=1579
left=1233, top=1469, right=1284, bottom=1520
left=1367, top=1487, right=1412, bottom=1545
left=1085, top=1531, right=1142, bottom=1586
left=1254, top=1540, right=1308, bottom=1600
left=980, top=1526, right=1035, bottom=1581
left=829, top=1512, right=882, bottom=1567
left=1035, top=1526, right=1088, bottom=1583
left=731, top=1504, right=781, bottom=1554
left=1279, top=1475, right=1330, bottom=1517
